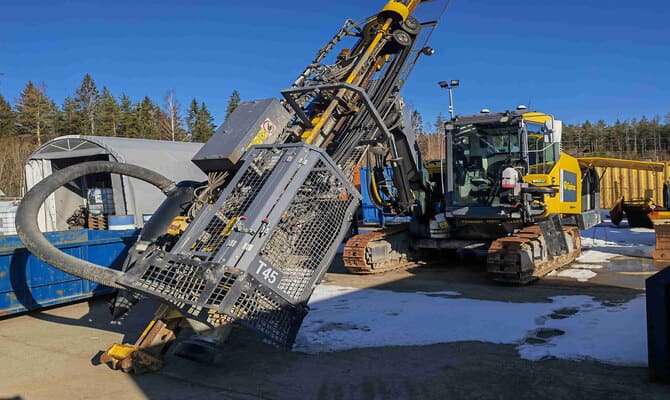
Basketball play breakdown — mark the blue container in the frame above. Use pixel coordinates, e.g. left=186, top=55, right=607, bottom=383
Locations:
left=646, top=267, right=670, bottom=382
left=0, top=229, right=139, bottom=316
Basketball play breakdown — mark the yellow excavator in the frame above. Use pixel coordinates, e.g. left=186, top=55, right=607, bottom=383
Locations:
left=345, top=109, right=669, bottom=283
left=344, top=109, right=602, bottom=283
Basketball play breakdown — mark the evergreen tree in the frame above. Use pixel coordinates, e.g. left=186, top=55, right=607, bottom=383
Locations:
left=651, top=116, right=662, bottom=159
left=434, top=113, right=445, bottom=135
left=74, top=74, right=100, bottom=135
left=98, top=87, right=120, bottom=136
left=55, top=96, right=83, bottom=136
left=661, top=115, right=670, bottom=154
left=135, top=96, right=159, bottom=139
left=186, top=98, right=199, bottom=140
left=594, top=120, right=607, bottom=154
left=224, top=90, right=241, bottom=122
left=156, top=108, right=171, bottom=141
left=15, top=81, right=57, bottom=145
left=0, top=93, right=16, bottom=137
left=117, top=93, right=137, bottom=138
left=410, top=109, right=423, bottom=134
left=627, top=119, right=640, bottom=155
left=192, top=101, right=215, bottom=142
left=611, top=120, right=625, bottom=157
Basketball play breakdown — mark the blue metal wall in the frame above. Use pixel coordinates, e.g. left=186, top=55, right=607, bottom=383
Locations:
left=0, top=229, right=138, bottom=316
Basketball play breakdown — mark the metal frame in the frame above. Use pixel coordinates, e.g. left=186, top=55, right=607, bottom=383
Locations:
left=119, top=143, right=361, bottom=347
left=281, top=83, right=401, bottom=158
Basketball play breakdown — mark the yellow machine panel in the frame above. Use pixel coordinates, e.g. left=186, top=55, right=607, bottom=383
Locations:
left=521, top=112, right=554, bottom=125
left=526, top=152, right=583, bottom=217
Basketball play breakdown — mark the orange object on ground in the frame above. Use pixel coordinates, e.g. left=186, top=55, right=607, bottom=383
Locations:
left=649, top=211, right=670, bottom=261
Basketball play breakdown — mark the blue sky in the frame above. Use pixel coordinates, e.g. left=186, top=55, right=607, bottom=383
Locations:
left=1, top=0, right=669, bottom=129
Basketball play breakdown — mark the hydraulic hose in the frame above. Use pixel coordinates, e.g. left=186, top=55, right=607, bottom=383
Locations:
left=16, top=161, right=178, bottom=289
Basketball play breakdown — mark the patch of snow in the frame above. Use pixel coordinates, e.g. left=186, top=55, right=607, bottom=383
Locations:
left=570, top=264, right=604, bottom=270
left=518, top=295, right=647, bottom=366
left=630, top=227, right=654, bottom=234
left=557, top=269, right=597, bottom=282
left=577, top=250, right=618, bottom=263
left=580, top=224, right=655, bottom=259
left=295, top=285, right=647, bottom=366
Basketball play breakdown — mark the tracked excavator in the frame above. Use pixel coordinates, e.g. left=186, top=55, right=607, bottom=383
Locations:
left=16, top=0, right=451, bottom=372
left=344, top=109, right=602, bottom=283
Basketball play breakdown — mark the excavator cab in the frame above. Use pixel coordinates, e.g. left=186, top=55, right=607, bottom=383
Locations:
left=445, top=111, right=564, bottom=208
left=448, top=118, right=523, bottom=207
left=425, top=110, right=600, bottom=282
left=439, top=112, right=535, bottom=241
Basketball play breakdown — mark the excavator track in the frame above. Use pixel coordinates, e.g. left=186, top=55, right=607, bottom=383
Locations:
left=343, top=224, right=414, bottom=274
left=487, top=224, right=582, bottom=284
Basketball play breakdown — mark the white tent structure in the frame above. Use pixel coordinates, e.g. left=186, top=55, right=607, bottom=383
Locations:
left=26, top=135, right=206, bottom=232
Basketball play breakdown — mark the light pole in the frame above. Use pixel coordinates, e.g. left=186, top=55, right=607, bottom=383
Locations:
left=438, top=79, right=460, bottom=119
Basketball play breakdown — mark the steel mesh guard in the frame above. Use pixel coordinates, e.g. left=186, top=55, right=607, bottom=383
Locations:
left=260, top=160, right=357, bottom=301
left=119, top=252, right=308, bottom=347
left=118, top=144, right=360, bottom=348
left=226, top=278, right=306, bottom=346
left=191, top=149, right=282, bottom=258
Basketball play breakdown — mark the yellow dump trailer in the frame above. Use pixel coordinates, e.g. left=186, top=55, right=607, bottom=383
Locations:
left=577, top=158, right=668, bottom=209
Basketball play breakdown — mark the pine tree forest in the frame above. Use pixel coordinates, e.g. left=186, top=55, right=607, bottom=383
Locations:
left=2, top=74, right=670, bottom=196
left=0, top=74, right=240, bottom=196
left=415, top=111, right=670, bottom=162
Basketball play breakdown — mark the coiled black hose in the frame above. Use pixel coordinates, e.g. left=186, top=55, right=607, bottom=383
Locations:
left=16, top=161, right=178, bottom=288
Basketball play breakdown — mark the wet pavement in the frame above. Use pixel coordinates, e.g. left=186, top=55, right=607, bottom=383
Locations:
left=553, top=256, right=668, bottom=290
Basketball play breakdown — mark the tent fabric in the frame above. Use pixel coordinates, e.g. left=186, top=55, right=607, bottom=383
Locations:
left=27, top=135, right=207, bottom=229
left=24, top=159, right=57, bottom=232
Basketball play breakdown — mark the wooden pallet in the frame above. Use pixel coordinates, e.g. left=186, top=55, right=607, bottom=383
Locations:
left=87, top=215, right=108, bottom=230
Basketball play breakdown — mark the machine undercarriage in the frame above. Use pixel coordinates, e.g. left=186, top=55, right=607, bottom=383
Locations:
left=342, top=217, right=583, bottom=284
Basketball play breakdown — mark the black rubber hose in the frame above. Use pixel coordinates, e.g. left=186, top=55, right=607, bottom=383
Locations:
left=16, top=161, right=178, bottom=289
